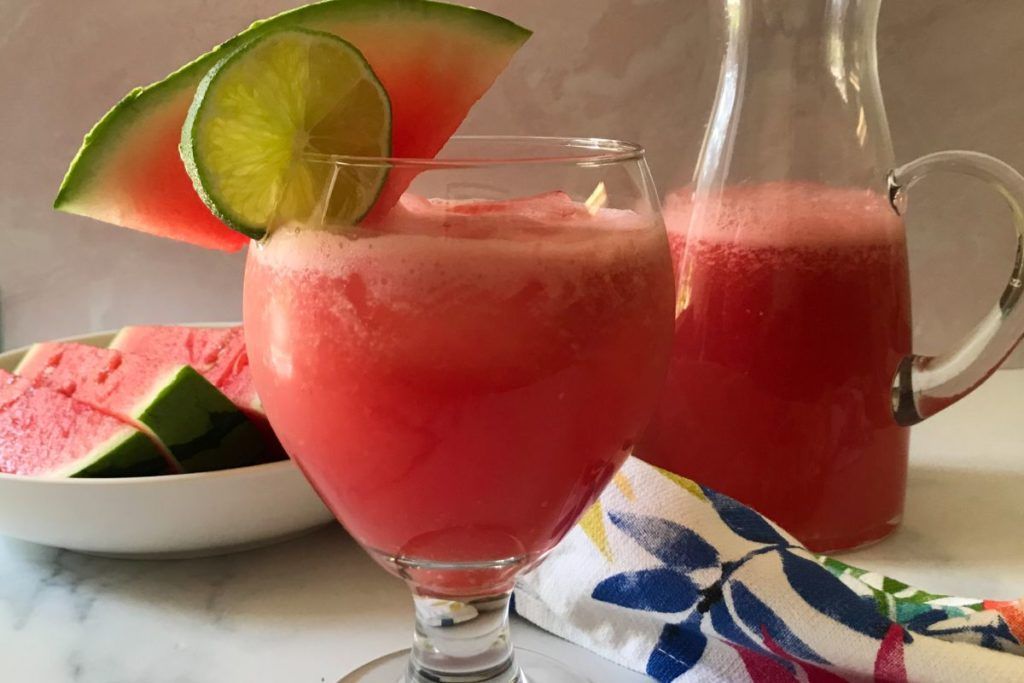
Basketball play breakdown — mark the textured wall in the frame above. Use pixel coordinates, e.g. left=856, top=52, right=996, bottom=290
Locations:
left=1, top=0, right=1023, bottom=366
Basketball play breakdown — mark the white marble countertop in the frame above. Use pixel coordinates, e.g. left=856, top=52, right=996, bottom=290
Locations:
left=3, top=370, right=1023, bottom=682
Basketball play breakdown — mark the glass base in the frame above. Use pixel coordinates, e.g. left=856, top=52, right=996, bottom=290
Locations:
left=806, top=516, right=901, bottom=554
left=340, top=648, right=592, bottom=683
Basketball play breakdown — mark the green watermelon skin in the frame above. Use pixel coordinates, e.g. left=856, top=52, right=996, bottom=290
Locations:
left=0, top=370, right=168, bottom=478
left=54, top=0, right=531, bottom=251
left=68, top=431, right=169, bottom=478
left=137, top=365, right=265, bottom=472
left=15, top=343, right=265, bottom=473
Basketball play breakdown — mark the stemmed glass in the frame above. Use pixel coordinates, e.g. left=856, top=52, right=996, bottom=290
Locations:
left=242, top=136, right=675, bottom=682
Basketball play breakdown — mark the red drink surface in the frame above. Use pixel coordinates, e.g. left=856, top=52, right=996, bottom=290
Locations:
left=244, top=194, right=674, bottom=592
left=637, top=183, right=912, bottom=551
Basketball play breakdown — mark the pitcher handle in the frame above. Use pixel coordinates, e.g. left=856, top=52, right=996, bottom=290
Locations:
left=889, top=150, right=1024, bottom=426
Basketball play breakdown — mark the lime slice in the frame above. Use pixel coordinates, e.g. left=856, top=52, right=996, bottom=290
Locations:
left=181, top=28, right=392, bottom=238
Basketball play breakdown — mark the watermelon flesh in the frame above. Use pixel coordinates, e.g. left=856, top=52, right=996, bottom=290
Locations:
left=215, top=343, right=261, bottom=417
left=16, top=343, right=266, bottom=473
left=0, top=370, right=168, bottom=478
left=109, top=325, right=244, bottom=388
left=54, top=1, right=531, bottom=251
left=109, top=325, right=280, bottom=457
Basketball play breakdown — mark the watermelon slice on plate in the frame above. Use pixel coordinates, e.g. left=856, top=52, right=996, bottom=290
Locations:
left=0, top=370, right=168, bottom=478
left=54, top=0, right=531, bottom=251
left=109, top=325, right=278, bottom=455
left=16, top=343, right=266, bottom=473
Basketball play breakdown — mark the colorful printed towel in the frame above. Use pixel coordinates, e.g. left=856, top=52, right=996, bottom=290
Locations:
left=514, top=457, right=1024, bottom=682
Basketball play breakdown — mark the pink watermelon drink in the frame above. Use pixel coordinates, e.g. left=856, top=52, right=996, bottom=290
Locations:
left=638, top=182, right=911, bottom=551
left=50, top=5, right=667, bottom=678
left=244, top=193, right=674, bottom=594
left=0, top=370, right=167, bottom=478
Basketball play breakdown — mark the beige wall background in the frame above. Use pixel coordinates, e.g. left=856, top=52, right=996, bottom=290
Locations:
left=1, top=0, right=1023, bottom=365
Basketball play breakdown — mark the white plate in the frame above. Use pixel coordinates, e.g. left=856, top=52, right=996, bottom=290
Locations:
left=0, top=330, right=335, bottom=558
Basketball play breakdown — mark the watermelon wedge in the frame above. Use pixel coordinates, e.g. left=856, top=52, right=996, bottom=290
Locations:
left=54, top=1, right=531, bottom=251
left=109, top=325, right=278, bottom=456
left=0, top=370, right=168, bottom=478
left=15, top=343, right=266, bottom=473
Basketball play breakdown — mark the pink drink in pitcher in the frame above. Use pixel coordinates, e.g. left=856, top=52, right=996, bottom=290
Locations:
left=639, top=183, right=912, bottom=551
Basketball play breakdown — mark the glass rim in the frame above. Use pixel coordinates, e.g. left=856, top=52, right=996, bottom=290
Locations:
left=301, top=135, right=646, bottom=169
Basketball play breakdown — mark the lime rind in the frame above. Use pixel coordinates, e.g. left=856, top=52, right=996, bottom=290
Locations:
left=180, top=28, right=392, bottom=238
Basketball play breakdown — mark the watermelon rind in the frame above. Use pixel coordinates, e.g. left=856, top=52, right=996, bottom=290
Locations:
left=180, top=28, right=393, bottom=239
left=136, top=365, right=266, bottom=473
left=107, top=326, right=137, bottom=351
left=54, top=428, right=170, bottom=479
left=53, top=0, right=531, bottom=249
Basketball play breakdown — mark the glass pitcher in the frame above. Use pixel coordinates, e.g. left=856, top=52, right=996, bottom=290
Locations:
left=637, top=0, right=1024, bottom=552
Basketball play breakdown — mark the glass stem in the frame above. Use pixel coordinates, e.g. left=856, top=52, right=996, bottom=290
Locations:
left=407, top=590, right=521, bottom=683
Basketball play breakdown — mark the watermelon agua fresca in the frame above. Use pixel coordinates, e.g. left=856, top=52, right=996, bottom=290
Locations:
left=53, top=0, right=531, bottom=250
left=0, top=370, right=168, bottom=478
left=16, top=343, right=265, bottom=473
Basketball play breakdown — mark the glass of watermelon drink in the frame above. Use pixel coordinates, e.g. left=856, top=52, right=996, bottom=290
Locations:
left=243, top=136, right=674, bottom=682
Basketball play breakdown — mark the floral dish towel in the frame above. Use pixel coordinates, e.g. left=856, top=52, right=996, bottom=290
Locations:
left=514, top=457, right=1024, bottom=682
